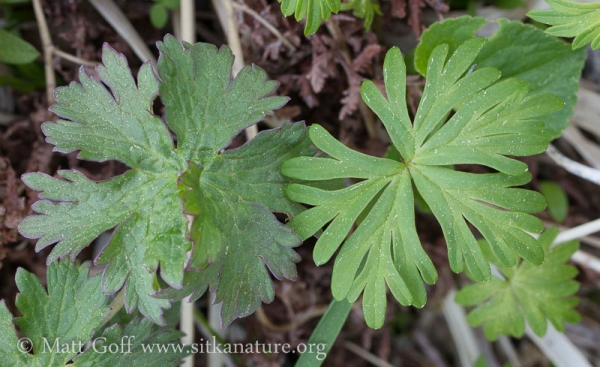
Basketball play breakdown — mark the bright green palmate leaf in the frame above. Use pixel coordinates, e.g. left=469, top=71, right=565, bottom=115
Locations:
left=414, top=16, right=586, bottom=139
left=528, top=0, right=600, bottom=50
left=455, top=228, right=580, bottom=340
left=282, top=39, right=563, bottom=328
left=0, top=259, right=186, bottom=367
left=19, top=36, right=313, bottom=327
left=277, top=0, right=341, bottom=35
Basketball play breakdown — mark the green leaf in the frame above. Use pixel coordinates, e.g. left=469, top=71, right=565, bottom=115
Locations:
left=74, top=318, right=188, bottom=366
left=277, top=0, right=341, bottom=36
left=540, top=180, right=569, bottom=223
left=157, top=36, right=288, bottom=162
left=528, top=0, right=600, bottom=50
left=19, top=36, right=308, bottom=326
left=414, top=17, right=487, bottom=76
left=19, top=43, right=188, bottom=324
left=295, top=299, right=352, bottom=367
left=282, top=41, right=561, bottom=328
left=456, top=228, right=580, bottom=340
left=99, top=298, right=182, bottom=334
left=150, top=4, right=169, bottom=29
left=0, top=29, right=40, bottom=64
left=476, top=19, right=585, bottom=139
left=340, top=0, right=382, bottom=30
left=473, top=356, right=487, bottom=367
left=43, top=46, right=180, bottom=169
left=159, top=122, right=314, bottom=327
left=495, top=0, right=525, bottom=9
left=414, top=16, right=586, bottom=139
left=0, top=260, right=187, bottom=366
left=0, top=259, right=107, bottom=366
left=159, top=0, right=180, bottom=10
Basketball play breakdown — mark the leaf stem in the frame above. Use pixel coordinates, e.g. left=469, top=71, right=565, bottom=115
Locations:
left=31, top=0, right=55, bottom=106
left=51, top=48, right=98, bottom=67
left=295, top=299, right=353, bottom=367
left=343, top=340, right=396, bottom=367
left=193, top=307, right=227, bottom=346
left=101, top=288, right=125, bottom=327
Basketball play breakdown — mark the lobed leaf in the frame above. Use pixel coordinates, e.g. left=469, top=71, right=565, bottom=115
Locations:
left=528, top=0, right=600, bottom=50
left=0, top=260, right=107, bottom=366
left=283, top=41, right=561, bottom=328
left=158, top=122, right=314, bottom=327
left=414, top=16, right=586, bottom=139
left=157, top=36, right=288, bottom=163
left=340, top=0, right=382, bottom=30
left=45, top=44, right=179, bottom=171
left=20, top=36, right=312, bottom=326
left=74, top=318, right=188, bottom=366
left=0, top=260, right=187, bottom=367
left=413, top=16, right=487, bottom=76
left=456, top=228, right=580, bottom=340
left=277, top=0, right=341, bottom=35
left=157, top=36, right=287, bottom=163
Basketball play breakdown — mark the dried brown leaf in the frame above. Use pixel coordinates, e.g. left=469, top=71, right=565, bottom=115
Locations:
left=339, top=83, right=362, bottom=120
left=352, top=44, right=382, bottom=74
left=300, top=76, right=319, bottom=108
left=0, top=158, right=25, bottom=244
left=338, top=39, right=381, bottom=119
left=308, top=35, right=337, bottom=93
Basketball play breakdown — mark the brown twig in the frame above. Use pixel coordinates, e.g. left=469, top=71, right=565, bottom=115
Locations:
left=255, top=304, right=329, bottom=332
left=100, top=288, right=125, bottom=327
left=31, top=0, right=55, bottom=106
left=413, top=330, right=451, bottom=367
left=342, top=340, right=396, bottom=367
left=231, top=1, right=296, bottom=52
left=51, top=48, right=98, bottom=67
